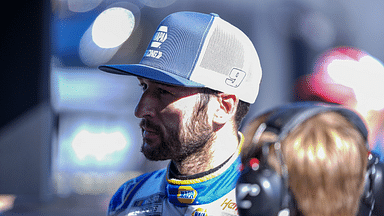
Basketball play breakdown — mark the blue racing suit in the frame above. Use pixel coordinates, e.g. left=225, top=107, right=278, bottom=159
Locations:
left=107, top=133, right=244, bottom=216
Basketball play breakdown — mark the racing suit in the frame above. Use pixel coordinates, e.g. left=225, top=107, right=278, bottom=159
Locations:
left=107, top=133, right=244, bottom=216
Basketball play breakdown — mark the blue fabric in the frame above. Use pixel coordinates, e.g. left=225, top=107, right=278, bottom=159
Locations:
left=140, top=11, right=213, bottom=78
left=99, top=64, right=204, bottom=87
left=107, top=155, right=242, bottom=215
left=98, top=11, right=215, bottom=87
left=108, top=171, right=156, bottom=215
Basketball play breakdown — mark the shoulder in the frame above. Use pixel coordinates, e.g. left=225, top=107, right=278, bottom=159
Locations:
left=107, top=169, right=167, bottom=215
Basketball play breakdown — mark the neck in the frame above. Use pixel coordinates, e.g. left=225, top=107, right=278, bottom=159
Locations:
left=173, top=126, right=240, bottom=176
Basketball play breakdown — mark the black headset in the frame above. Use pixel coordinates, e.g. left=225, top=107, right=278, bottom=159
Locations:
left=236, top=102, right=384, bottom=216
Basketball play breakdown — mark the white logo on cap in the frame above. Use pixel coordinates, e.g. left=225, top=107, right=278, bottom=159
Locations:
left=144, top=26, right=167, bottom=59
left=151, top=26, right=167, bottom=48
left=225, top=68, right=246, bottom=88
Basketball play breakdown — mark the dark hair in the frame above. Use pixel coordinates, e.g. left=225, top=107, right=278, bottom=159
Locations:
left=235, top=100, right=250, bottom=128
left=200, top=88, right=250, bottom=130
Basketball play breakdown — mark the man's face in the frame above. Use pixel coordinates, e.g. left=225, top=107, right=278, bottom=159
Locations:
left=134, top=78, right=214, bottom=162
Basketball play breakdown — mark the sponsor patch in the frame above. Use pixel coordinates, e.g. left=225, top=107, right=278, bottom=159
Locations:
left=191, top=208, right=208, bottom=216
left=177, top=186, right=197, bottom=204
left=221, top=198, right=238, bottom=211
left=145, top=25, right=168, bottom=59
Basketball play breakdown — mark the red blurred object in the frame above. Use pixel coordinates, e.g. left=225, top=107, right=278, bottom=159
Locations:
left=295, top=46, right=368, bottom=107
left=295, top=46, right=384, bottom=150
left=249, top=158, right=260, bottom=170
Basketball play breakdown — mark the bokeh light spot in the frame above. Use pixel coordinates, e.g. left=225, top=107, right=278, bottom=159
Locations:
left=92, top=7, right=135, bottom=48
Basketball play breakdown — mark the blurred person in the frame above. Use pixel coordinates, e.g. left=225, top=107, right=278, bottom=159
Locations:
left=236, top=102, right=384, bottom=216
left=295, top=46, right=384, bottom=161
left=98, top=11, right=262, bottom=215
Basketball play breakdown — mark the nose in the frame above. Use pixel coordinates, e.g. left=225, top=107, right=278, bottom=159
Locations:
left=134, top=90, right=156, bottom=119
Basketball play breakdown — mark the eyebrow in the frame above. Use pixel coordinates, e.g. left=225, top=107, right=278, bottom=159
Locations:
left=156, top=81, right=178, bottom=88
left=138, top=78, right=206, bottom=94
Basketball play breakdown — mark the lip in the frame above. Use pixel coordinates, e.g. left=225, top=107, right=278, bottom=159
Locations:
left=142, top=126, right=157, bottom=133
left=142, top=127, right=159, bottom=139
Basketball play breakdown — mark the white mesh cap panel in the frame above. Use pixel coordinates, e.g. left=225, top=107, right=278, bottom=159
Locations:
left=200, top=26, right=245, bottom=76
left=190, top=16, right=262, bottom=104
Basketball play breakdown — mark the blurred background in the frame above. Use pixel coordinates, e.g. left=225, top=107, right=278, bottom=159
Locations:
left=1, top=0, right=383, bottom=215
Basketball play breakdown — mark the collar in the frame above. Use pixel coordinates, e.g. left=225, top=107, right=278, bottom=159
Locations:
left=168, top=151, right=233, bottom=180
left=166, top=132, right=244, bottom=206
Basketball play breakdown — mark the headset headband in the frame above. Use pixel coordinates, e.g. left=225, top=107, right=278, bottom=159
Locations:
left=263, top=102, right=369, bottom=148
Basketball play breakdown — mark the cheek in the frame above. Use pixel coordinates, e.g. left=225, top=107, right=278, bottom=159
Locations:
left=181, top=97, right=202, bottom=124
left=160, top=105, right=185, bottom=133
left=167, top=96, right=199, bottom=128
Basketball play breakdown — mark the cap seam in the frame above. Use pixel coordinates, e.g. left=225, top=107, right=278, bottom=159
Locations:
left=186, top=14, right=216, bottom=80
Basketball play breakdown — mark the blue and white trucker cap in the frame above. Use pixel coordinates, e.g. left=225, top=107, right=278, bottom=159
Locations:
left=99, top=11, right=262, bottom=104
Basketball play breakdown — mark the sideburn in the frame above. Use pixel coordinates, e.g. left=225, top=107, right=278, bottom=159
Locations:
left=174, top=92, right=216, bottom=162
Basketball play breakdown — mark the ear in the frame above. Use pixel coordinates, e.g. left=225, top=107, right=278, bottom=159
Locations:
left=213, top=93, right=239, bottom=125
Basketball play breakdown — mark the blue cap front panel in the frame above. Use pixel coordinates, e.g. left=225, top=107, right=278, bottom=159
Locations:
left=140, top=12, right=214, bottom=80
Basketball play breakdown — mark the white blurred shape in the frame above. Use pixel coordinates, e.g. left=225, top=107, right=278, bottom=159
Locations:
left=79, top=7, right=135, bottom=66
left=92, top=7, right=135, bottom=48
left=262, top=180, right=271, bottom=189
left=68, top=0, right=103, bottom=12
left=72, top=130, right=127, bottom=161
left=0, top=195, right=16, bottom=213
left=79, top=26, right=120, bottom=67
left=327, top=56, right=384, bottom=114
left=278, top=209, right=290, bottom=216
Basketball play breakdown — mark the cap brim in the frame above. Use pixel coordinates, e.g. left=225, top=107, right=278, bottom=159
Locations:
left=98, top=64, right=205, bottom=87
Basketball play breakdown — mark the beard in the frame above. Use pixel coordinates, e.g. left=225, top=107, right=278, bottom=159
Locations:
left=139, top=101, right=214, bottom=162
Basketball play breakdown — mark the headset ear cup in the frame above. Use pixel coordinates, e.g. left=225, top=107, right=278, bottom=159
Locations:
left=359, top=152, right=382, bottom=216
left=236, top=159, right=285, bottom=216
left=372, top=161, right=384, bottom=215
left=358, top=167, right=374, bottom=216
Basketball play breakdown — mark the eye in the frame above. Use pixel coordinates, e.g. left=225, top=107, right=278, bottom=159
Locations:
left=158, top=88, right=173, bottom=95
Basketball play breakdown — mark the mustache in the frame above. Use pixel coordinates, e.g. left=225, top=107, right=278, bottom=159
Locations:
left=139, top=119, right=161, bottom=133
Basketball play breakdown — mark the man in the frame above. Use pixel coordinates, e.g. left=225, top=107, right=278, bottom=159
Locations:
left=98, top=11, right=262, bottom=215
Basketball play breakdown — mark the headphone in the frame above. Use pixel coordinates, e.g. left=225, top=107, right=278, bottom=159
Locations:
left=236, top=102, right=384, bottom=216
